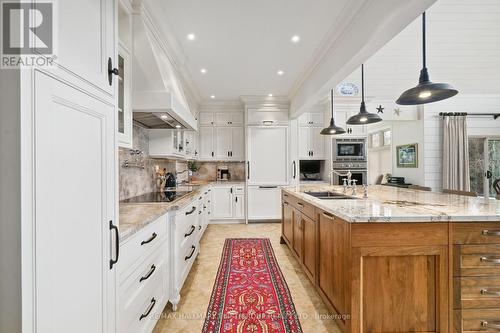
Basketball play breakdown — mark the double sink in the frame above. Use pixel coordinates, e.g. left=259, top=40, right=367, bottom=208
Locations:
left=304, top=191, right=358, bottom=200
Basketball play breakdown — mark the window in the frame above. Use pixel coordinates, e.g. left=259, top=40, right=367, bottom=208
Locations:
left=469, top=137, right=500, bottom=198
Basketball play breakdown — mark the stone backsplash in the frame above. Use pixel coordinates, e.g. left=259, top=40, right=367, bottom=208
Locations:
left=119, top=124, right=246, bottom=200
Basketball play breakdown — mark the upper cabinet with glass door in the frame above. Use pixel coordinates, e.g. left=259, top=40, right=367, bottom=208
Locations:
left=117, top=1, right=134, bottom=148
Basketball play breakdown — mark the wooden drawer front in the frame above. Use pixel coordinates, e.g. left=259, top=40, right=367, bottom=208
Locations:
left=296, top=199, right=315, bottom=220
left=455, top=277, right=500, bottom=309
left=455, top=245, right=500, bottom=277
left=455, top=309, right=500, bottom=332
left=120, top=216, right=167, bottom=275
left=453, top=223, right=500, bottom=245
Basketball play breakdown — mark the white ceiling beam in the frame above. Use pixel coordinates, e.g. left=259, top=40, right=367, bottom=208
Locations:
left=289, top=0, right=436, bottom=118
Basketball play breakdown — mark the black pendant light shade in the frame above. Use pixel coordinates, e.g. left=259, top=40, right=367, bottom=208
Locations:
left=320, top=89, right=346, bottom=135
left=347, top=64, right=382, bottom=125
left=396, top=12, right=458, bottom=105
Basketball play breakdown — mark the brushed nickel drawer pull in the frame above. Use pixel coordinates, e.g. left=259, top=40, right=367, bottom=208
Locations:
left=480, top=256, right=500, bottom=264
left=139, top=298, right=156, bottom=321
left=483, top=229, right=500, bottom=236
left=322, top=212, right=334, bottom=219
left=481, top=321, right=500, bottom=330
left=481, top=289, right=500, bottom=296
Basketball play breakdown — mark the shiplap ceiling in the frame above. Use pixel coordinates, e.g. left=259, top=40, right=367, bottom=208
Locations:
left=147, top=0, right=357, bottom=101
left=340, top=0, right=500, bottom=100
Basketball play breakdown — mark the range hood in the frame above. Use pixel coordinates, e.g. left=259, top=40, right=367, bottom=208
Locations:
left=132, top=13, right=197, bottom=130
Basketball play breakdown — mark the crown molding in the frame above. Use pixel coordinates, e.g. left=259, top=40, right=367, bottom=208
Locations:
left=198, top=100, right=244, bottom=112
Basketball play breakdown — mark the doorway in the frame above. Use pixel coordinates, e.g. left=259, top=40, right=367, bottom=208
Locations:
left=469, top=137, right=500, bottom=197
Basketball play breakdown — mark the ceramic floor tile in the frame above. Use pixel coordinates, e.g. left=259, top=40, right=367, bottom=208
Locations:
left=152, top=223, right=341, bottom=333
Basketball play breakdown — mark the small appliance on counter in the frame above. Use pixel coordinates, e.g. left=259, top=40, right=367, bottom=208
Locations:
left=165, top=172, right=177, bottom=187
left=383, top=176, right=412, bottom=188
left=217, top=166, right=231, bottom=181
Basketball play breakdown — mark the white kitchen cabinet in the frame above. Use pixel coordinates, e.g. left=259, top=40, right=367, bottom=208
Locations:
left=247, top=186, right=282, bottom=220
left=57, top=0, right=116, bottom=96
left=298, top=126, right=326, bottom=159
left=200, top=111, right=244, bottom=126
left=149, top=129, right=185, bottom=158
left=184, top=130, right=197, bottom=158
left=246, top=126, right=289, bottom=185
left=234, top=194, right=245, bottom=219
left=199, top=126, right=214, bottom=159
left=32, top=71, right=116, bottom=333
left=199, top=112, right=214, bottom=126
left=215, top=127, right=232, bottom=159
left=117, top=45, right=133, bottom=148
left=231, top=127, right=245, bottom=160
left=211, top=186, right=234, bottom=218
left=246, top=108, right=289, bottom=126
left=298, top=112, right=325, bottom=127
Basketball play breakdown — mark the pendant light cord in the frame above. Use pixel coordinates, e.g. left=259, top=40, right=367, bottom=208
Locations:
left=361, top=64, right=365, bottom=102
left=422, top=12, right=426, bottom=69
left=330, top=89, right=334, bottom=118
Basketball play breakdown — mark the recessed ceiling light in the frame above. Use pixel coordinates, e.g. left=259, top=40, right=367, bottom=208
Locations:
left=291, top=35, right=300, bottom=43
left=160, top=114, right=168, bottom=119
left=200, top=68, right=207, bottom=74
left=175, top=125, right=181, bottom=128
left=277, top=70, right=284, bottom=76
left=187, top=33, right=196, bottom=41
left=210, top=95, right=215, bottom=99
left=268, top=93, right=273, bottom=97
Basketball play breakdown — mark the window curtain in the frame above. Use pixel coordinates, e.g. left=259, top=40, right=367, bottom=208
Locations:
left=442, top=115, right=470, bottom=191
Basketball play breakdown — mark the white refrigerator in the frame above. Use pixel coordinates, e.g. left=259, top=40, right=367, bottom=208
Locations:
left=246, top=126, right=289, bottom=221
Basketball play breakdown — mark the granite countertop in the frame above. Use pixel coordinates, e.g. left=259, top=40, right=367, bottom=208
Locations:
left=284, top=184, right=500, bottom=223
left=119, top=183, right=212, bottom=242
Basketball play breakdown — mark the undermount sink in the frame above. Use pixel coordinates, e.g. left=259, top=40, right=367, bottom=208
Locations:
left=304, top=191, right=357, bottom=200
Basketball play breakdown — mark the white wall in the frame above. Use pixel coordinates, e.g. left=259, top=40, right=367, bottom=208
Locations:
left=423, top=94, right=500, bottom=190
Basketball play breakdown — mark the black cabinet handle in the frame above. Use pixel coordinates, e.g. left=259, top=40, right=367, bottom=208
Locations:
left=292, top=161, right=296, bottom=179
left=107, top=57, right=119, bottom=86
left=259, top=186, right=278, bottom=189
left=230, top=187, right=233, bottom=194
left=185, top=206, right=196, bottom=215
left=185, top=245, right=196, bottom=260
left=184, top=225, right=195, bottom=237
left=139, top=265, right=156, bottom=283
left=141, top=232, right=157, bottom=246
left=235, top=196, right=238, bottom=203
left=109, top=220, right=119, bottom=269
left=211, top=151, right=214, bottom=157
left=247, top=161, right=250, bottom=180
left=139, top=298, right=156, bottom=321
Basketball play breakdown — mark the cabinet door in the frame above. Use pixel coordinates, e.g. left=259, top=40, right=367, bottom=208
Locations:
left=309, top=113, right=325, bottom=127
left=215, top=127, right=232, bottom=159
left=247, top=186, right=282, bottom=220
left=303, top=214, right=317, bottom=281
left=211, top=187, right=233, bottom=218
left=298, top=127, right=310, bottom=159
left=298, top=113, right=310, bottom=126
left=311, top=127, right=325, bottom=159
left=58, top=0, right=115, bottom=95
left=117, top=46, right=132, bottom=148
left=282, top=201, right=294, bottom=244
left=292, top=210, right=303, bottom=260
left=231, top=127, right=245, bottom=160
left=247, top=127, right=288, bottom=185
left=34, top=71, right=116, bottom=333
left=199, top=112, right=214, bottom=126
left=233, top=194, right=245, bottom=219
left=199, top=127, right=214, bottom=159
left=318, top=211, right=348, bottom=316
left=231, top=112, right=244, bottom=125
left=215, top=112, right=232, bottom=126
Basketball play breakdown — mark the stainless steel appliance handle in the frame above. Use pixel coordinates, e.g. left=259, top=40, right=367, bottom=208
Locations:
left=259, top=186, right=278, bottom=189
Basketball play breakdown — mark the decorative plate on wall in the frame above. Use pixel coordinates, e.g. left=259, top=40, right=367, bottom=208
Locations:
left=336, top=82, right=359, bottom=96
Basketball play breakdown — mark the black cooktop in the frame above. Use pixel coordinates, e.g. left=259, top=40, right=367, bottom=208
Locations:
left=121, top=190, right=191, bottom=203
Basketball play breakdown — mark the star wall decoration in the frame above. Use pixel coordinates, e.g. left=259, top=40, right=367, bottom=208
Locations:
left=394, top=107, right=401, bottom=116
left=376, top=105, right=384, bottom=114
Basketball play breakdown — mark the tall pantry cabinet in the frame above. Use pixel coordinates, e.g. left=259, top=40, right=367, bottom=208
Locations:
left=17, top=1, right=119, bottom=332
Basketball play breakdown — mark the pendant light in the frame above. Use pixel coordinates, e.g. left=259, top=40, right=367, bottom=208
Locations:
left=347, top=64, right=382, bottom=125
left=320, top=89, right=346, bottom=135
left=396, top=12, right=458, bottom=105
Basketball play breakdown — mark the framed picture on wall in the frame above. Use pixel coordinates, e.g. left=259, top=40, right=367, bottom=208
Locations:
left=396, top=143, right=418, bottom=168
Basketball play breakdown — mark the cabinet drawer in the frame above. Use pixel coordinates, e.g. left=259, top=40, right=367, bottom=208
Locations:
left=120, top=216, right=167, bottom=275
left=455, top=276, right=500, bottom=309
left=453, top=223, right=500, bottom=245
left=454, top=245, right=500, bottom=277
left=455, top=309, right=500, bottom=332
left=122, top=280, right=165, bottom=333
left=295, top=199, right=316, bottom=220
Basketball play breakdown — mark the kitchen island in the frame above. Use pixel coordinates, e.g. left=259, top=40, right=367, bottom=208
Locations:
left=281, top=185, right=500, bottom=333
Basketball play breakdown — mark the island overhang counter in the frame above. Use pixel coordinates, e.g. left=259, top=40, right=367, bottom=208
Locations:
left=280, top=185, right=500, bottom=333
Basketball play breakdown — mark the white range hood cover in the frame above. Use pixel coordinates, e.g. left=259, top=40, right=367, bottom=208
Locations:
left=132, top=14, right=197, bottom=130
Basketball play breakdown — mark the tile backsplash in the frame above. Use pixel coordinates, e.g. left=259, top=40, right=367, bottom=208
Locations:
left=119, top=124, right=245, bottom=200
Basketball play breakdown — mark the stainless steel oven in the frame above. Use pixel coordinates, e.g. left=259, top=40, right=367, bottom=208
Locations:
left=333, top=138, right=366, bottom=161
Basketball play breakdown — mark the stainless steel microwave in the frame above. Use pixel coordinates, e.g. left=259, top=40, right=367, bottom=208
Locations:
left=333, top=138, right=366, bottom=161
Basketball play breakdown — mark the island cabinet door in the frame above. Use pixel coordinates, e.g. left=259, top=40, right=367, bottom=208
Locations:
left=318, top=211, right=349, bottom=317
left=302, top=213, right=317, bottom=282
left=292, top=209, right=303, bottom=260
left=282, top=200, right=293, bottom=245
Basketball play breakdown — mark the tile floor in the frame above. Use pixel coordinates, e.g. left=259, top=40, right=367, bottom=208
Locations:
left=152, top=222, right=341, bottom=333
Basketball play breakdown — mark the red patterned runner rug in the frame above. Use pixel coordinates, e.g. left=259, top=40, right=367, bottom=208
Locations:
left=202, top=238, right=302, bottom=333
